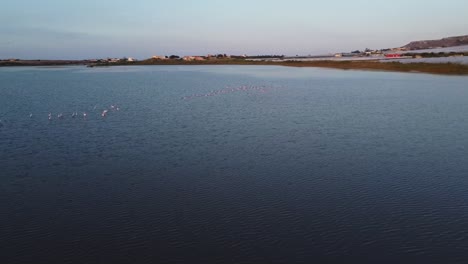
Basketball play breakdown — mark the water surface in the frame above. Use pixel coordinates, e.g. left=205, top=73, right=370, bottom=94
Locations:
left=1, top=65, right=468, bottom=263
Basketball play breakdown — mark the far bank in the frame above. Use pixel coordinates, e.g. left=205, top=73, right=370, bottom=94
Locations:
left=92, top=59, right=468, bottom=76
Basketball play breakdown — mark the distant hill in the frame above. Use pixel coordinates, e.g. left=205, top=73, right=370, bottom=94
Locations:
left=402, top=35, right=468, bottom=50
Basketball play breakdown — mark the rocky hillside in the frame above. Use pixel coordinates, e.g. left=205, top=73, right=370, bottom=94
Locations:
left=402, top=35, right=468, bottom=50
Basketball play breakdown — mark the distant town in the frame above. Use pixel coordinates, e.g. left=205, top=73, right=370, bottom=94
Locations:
left=1, top=35, right=468, bottom=75
left=2, top=46, right=467, bottom=67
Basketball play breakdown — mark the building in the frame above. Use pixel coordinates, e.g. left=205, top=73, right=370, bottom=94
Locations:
left=107, top=58, right=120, bottom=63
left=182, top=56, right=205, bottom=61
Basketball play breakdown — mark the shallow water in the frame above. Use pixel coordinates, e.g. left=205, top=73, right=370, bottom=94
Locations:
left=383, top=56, right=468, bottom=65
left=1, top=65, right=468, bottom=263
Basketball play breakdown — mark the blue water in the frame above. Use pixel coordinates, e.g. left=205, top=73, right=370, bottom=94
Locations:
left=1, top=65, right=468, bottom=264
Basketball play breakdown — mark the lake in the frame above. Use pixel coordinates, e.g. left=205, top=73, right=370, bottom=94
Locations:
left=1, top=65, right=468, bottom=263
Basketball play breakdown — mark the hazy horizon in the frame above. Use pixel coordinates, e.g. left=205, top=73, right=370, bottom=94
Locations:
left=1, top=0, right=468, bottom=59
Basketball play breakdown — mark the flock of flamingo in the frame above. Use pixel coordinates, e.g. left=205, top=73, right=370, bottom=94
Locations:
left=48, top=105, right=119, bottom=121
left=26, top=104, right=120, bottom=122
left=181, top=84, right=274, bottom=100
left=0, top=105, right=120, bottom=127
left=0, top=84, right=281, bottom=127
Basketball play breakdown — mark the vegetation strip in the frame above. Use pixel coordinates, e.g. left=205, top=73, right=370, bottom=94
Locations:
left=2, top=59, right=468, bottom=75
left=98, top=59, right=468, bottom=75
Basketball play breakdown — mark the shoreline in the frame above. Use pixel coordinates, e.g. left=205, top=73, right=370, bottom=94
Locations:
left=2, top=59, right=468, bottom=75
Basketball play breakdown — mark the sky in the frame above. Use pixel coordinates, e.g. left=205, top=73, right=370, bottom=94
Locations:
left=1, top=0, right=468, bottom=59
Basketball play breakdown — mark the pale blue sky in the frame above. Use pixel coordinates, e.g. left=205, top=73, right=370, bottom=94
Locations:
left=1, top=0, right=467, bottom=59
